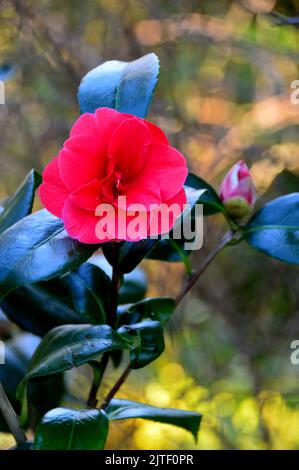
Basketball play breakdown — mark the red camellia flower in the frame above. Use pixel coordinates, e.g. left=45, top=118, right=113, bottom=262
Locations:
left=39, top=108, right=188, bottom=243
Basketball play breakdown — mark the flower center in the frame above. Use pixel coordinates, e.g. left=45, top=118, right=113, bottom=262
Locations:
left=102, top=170, right=127, bottom=202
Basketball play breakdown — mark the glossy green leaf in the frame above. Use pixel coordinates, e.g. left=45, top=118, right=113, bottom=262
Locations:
left=102, top=239, right=157, bottom=274
left=146, top=239, right=188, bottom=263
left=2, top=261, right=143, bottom=336
left=66, top=263, right=111, bottom=324
left=0, top=169, right=41, bottom=235
left=2, top=263, right=111, bottom=335
left=1, top=281, right=87, bottom=337
left=244, top=193, right=299, bottom=264
left=88, top=254, right=147, bottom=304
left=34, top=408, right=108, bottom=450
left=261, top=169, right=299, bottom=204
left=17, top=324, right=131, bottom=424
left=118, top=268, right=147, bottom=304
left=118, top=320, right=164, bottom=369
left=185, top=172, right=224, bottom=215
left=78, top=53, right=159, bottom=118
left=0, top=209, right=98, bottom=300
left=0, top=333, right=64, bottom=432
left=106, top=399, right=202, bottom=441
left=21, top=324, right=131, bottom=381
left=119, top=297, right=175, bottom=327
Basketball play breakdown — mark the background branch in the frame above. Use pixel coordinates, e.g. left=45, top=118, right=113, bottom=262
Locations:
left=0, top=381, right=26, bottom=445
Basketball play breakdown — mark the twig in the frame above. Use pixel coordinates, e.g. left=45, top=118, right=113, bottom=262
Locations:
left=87, top=355, right=109, bottom=408
left=175, top=231, right=233, bottom=307
left=101, top=365, right=131, bottom=410
left=110, top=265, right=120, bottom=329
left=87, top=263, right=120, bottom=407
left=0, top=381, right=27, bottom=445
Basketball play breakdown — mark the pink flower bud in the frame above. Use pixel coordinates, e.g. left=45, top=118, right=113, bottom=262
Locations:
left=219, top=160, right=256, bottom=219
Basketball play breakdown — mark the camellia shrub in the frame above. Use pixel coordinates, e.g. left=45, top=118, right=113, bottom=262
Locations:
left=0, top=53, right=298, bottom=450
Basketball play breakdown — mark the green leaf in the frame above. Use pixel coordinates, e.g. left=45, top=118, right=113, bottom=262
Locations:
left=66, top=263, right=111, bottom=324
left=1, top=281, right=87, bottom=337
left=119, top=297, right=175, bottom=327
left=88, top=254, right=147, bottom=304
left=78, top=53, right=159, bottom=118
left=0, top=333, right=64, bottom=432
left=0, top=209, right=98, bottom=300
left=244, top=193, right=299, bottom=264
left=102, top=239, right=157, bottom=274
left=261, top=169, right=299, bottom=203
left=146, top=238, right=189, bottom=264
left=21, top=324, right=131, bottom=381
left=118, top=320, right=164, bottom=369
left=118, top=267, right=147, bottom=304
left=34, top=408, right=108, bottom=450
left=1, top=263, right=111, bottom=335
left=106, top=399, right=202, bottom=441
left=0, top=170, right=41, bottom=235
left=17, top=324, right=131, bottom=425
left=185, top=172, right=224, bottom=216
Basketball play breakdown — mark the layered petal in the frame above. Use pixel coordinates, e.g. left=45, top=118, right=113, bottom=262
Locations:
left=166, top=187, right=187, bottom=208
left=68, top=179, right=102, bottom=211
left=148, top=188, right=186, bottom=237
left=108, top=117, right=151, bottom=178
left=59, top=108, right=129, bottom=192
left=115, top=176, right=161, bottom=211
left=95, top=203, right=150, bottom=242
left=62, top=197, right=102, bottom=244
left=219, top=160, right=256, bottom=208
left=145, top=121, right=169, bottom=145
left=140, top=143, right=188, bottom=202
left=58, top=135, right=106, bottom=192
left=38, top=156, right=69, bottom=218
left=94, top=107, right=128, bottom=136
left=70, top=112, right=97, bottom=138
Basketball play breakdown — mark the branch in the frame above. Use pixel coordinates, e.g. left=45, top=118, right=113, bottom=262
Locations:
left=101, top=365, right=131, bottom=410
left=0, top=381, right=27, bottom=445
left=175, top=230, right=233, bottom=307
left=87, top=263, right=120, bottom=408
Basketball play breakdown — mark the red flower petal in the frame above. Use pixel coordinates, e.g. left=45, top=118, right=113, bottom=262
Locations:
left=59, top=108, right=128, bottom=192
left=95, top=204, right=150, bottom=242
left=145, top=121, right=169, bottom=145
left=116, top=173, right=161, bottom=210
left=70, top=113, right=97, bottom=137
left=108, top=117, right=151, bottom=178
left=148, top=143, right=188, bottom=201
left=38, top=156, right=69, bottom=218
left=62, top=198, right=146, bottom=243
left=62, top=197, right=102, bottom=244
left=148, top=188, right=186, bottom=237
left=165, top=187, right=187, bottom=207
left=58, top=136, right=104, bottom=192
left=69, top=179, right=102, bottom=211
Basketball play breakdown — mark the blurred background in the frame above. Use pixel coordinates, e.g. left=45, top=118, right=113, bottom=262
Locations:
left=1, top=0, right=299, bottom=450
